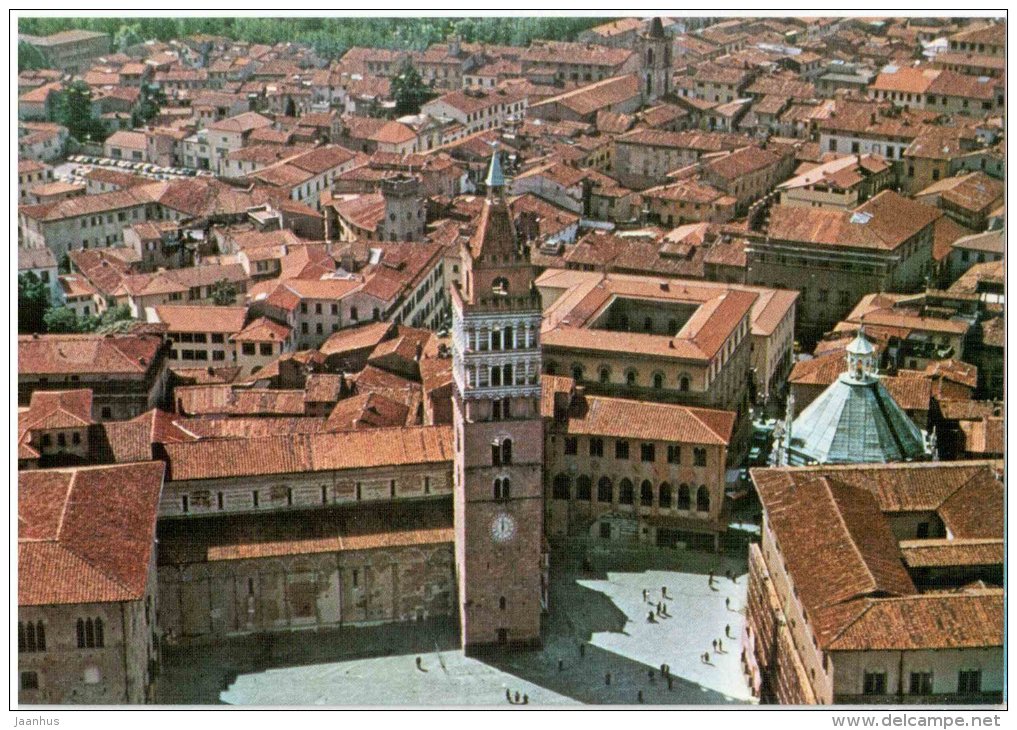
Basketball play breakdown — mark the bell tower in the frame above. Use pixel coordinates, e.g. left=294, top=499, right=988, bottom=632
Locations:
left=451, top=147, right=545, bottom=651
left=637, top=17, right=670, bottom=102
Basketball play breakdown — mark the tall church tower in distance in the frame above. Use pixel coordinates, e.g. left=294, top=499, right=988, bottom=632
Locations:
left=637, top=17, right=670, bottom=102
left=451, top=147, right=545, bottom=651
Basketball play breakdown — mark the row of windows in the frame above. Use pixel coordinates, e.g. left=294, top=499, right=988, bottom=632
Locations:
left=464, top=323, right=535, bottom=351
left=179, top=477, right=438, bottom=513
left=551, top=475, right=712, bottom=512
left=465, top=362, right=540, bottom=389
left=754, top=252, right=880, bottom=276
left=862, top=669, right=982, bottom=696
left=563, top=436, right=707, bottom=466
left=169, top=332, right=226, bottom=344
left=240, top=342, right=276, bottom=357
left=547, top=362, right=694, bottom=392
left=77, top=617, right=105, bottom=648
left=169, top=348, right=228, bottom=361
left=17, top=621, right=45, bottom=652
left=78, top=208, right=142, bottom=228
left=39, top=431, right=82, bottom=448
left=18, top=617, right=107, bottom=652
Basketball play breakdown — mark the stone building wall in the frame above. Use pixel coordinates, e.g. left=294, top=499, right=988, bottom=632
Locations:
left=157, top=542, right=455, bottom=641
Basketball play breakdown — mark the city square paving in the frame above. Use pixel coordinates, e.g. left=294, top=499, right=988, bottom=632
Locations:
left=160, top=546, right=753, bottom=706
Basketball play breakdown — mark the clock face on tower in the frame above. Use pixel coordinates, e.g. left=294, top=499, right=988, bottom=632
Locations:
left=490, top=512, right=517, bottom=543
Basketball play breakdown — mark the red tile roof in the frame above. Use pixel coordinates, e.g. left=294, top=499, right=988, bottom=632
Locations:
left=21, top=389, right=93, bottom=431
left=531, top=75, right=640, bottom=118
left=162, top=425, right=452, bottom=481
left=752, top=460, right=1003, bottom=651
left=766, top=190, right=941, bottom=251
left=18, top=332, right=164, bottom=376
left=564, top=393, right=735, bottom=446
left=19, top=462, right=164, bottom=606
left=326, top=392, right=410, bottom=431
left=151, top=305, right=248, bottom=334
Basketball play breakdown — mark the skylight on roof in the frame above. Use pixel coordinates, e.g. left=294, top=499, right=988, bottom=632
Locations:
left=850, top=211, right=873, bottom=225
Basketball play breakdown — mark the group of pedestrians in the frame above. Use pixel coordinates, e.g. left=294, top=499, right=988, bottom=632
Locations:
left=703, top=570, right=739, bottom=666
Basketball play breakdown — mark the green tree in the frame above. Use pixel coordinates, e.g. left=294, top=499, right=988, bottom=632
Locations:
left=18, top=272, right=50, bottom=334
left=211, top=279, right=237, bottom=306
left=43, top=306, right=81, bottom=334
left=93, top=304, right=134, bottom=333
left=18, top=41, right=48, bottom=71
left=99, top=304, right=132, bottom=325
left=392, top=61, right=434, bottom=116
left=19, top=16, right=612, bottom=61
left=132, top=81, right=167, bottom=127
left=55, top=80, right=107, bottom=142
left=114, top=23, right=145, bottom=52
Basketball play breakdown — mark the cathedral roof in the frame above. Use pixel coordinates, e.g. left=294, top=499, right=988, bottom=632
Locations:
left=484, top=148, right=505, bottom=189
left=788, top=375, right=927, bottom=466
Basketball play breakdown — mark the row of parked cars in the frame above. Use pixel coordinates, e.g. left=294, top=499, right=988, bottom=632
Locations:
left=66, top=155, right=213, bottom=179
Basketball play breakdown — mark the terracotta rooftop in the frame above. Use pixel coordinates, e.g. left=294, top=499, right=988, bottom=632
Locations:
left=150, top=305, right=248, bottom=334
left=208, top=111, right=274, bottom=134
left=173, top=385, right=306, bottom=417
left=162, top=425, right=452, bottom=481
left=563, top=393, right=735, bottom=446
left=751, top=460, right=1003, bottom=651
left=766, top=190, right=941, bottom=251
left=20, top=389, right=94, bottom=434
left=326, top=392, right=411, bottom=431
left=19, top=462, right=164, bottom=606
left=231, top=316, right=292, bottom=343
left=617, top=128, right=748, bottom=153
left=899, top=538, right=1003, bottom=569
left=522, top=40, right=634, bottom=68
left=158, top=500, right=451, bottom=565
left=917, top=171, right=1003, bottom=215
left=19, top=332, right=163, bottom=376
left=530, top=75, right=640, bottom=118
left=319, top=321, right=394, bottom=357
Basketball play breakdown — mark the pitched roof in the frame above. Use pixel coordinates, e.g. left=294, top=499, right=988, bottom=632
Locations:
left=563, top=394, right=734, bottom=446
left=173, top=385, right=306, bottom=417
left=18, top=333, right=163, bottom=376
left=19, top=462, right=164, bottom=606
left=766, top=190, right=941, bottom=251
left=149, top=305, right=248, bottom=334
left=325, top=392, right=410, bottom=431
left=899, top=538, right=1003, bottom=569
left=822, top=592, right=1003, bottom=651
left=319, top=321, right=394, bottom=357
left=530, top=75, right=640, bottom=117
left=751, top=461, right=1003, bottom=650
left=21, top=389, right=93, bottom=432
left=207, top=111, right=274, bottom=133
left=162, top=425, right=452, bottom=481
left=917, top=171, right=1003, bottom=214
left=538, top=269, right=784, bottom=363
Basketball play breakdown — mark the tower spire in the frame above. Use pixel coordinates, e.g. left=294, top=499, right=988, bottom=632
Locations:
left=484, top=142, right=505, bottom=192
